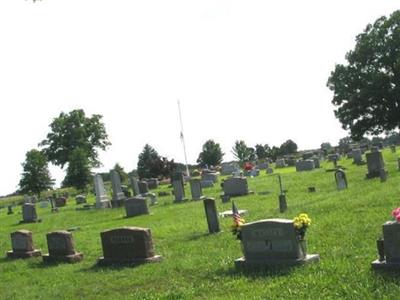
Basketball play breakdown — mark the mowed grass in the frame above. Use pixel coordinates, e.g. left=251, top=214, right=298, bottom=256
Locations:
left=1, top=150, right=400, bottom=299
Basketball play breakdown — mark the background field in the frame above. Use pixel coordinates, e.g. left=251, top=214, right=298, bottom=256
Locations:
left=1, top=150, right=400, bottom=299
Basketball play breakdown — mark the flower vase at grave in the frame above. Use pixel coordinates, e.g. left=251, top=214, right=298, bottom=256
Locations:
left=298, top=239, right=307, bottom=259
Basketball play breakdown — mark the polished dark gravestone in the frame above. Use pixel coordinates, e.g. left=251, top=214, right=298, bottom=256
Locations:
left=372, top=221, right=400, bottom=270
left=7, top=230, right=41, bottom=259
left=42, top=231, right=83, bottom=263
left=97, top=227, right=162, bottom=266
left=203, top=198, right=220, bottom=234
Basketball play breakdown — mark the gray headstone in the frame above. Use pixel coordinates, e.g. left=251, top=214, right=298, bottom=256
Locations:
left=129, top=177, right=141, bottom=196
left=173, top=180, right=187, bottom=202
left=138, top=181, right=149, bottom=194
left=43, top=231, right=83, bottom=263
left=75, top=195, right=87, bottom=205
left=295, top=160, right=315, bottom=172
left=22, top=203, right=38, bottom=223
left=147, top=178, right=159, bottom=190
left=203, top=198, right=220, bottom=234
left=220, top=162, right=240, bottom=176
left=94, top=174, right=111, bottom=209
left=125, top=197, right=149, bottom=218
left=190, top=178, right=204, bottom=200
left=366, top=151, right=386, bottom=179
left=335, top=169, right=347, bottom=190
left=235, top=219, right=319, bottom=269
left=223, top=177, right=249, bottom=196
left=39, top=201, right=49, bottom=208
left=275, top=159, right=286, bottom=168
left=201, top=172, right=219, bottom=183
left=110, top=170, right=126, bottom=207
left=201, top=180, right=214, bottom=188
left=7, top=230, right=41, bottom=259
left=352, top=149, right=363, bottom=164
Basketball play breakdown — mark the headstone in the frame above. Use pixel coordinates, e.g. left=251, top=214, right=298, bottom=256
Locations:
left=200, top=180, right=214, bottom=188
left=147, top=178, right=159, bottom=190
left=256, top=162, right=269, bottom=170
left=147, top=193, right=158, bottom=205
left=7, top=230, right=41, bottom=259
left=311, top=157, right=320, bottom=168
left=172, top=171, right=186, bottom=202
left=55, top=196, right=67, bottom=208
left=220, top=162, right=240, bottom=176
left=223, top=177, right=249, bottom=197
left=190, top=178, right=205, bottom=200
left=129, top=177, right=141, bottom=196
left=203, top=198, right=220, bottom=234
left=94, top=174, right=112, bottom=209
left=201, top=172, right=219, bottom=183
left=328, top=153, right=340, bottom=162
left=97, top=227, right=162, bottom=266
left=275, top=159, right=286, bottom=168
left=245, top=169, right=260, bottom=177
left=138, top=181, right=149, bottom=195
left=302, top=152, right=314, bottom=160
left=110, top=170, right=126, bottom=208
left=20, top=203, right=40, bottom=223
left=49, top=197, right=59, bottom=213
left=372, top=221, right=400, bottom=270
left=121, top=185, right=131, bottom=198
left=7, top=205, right=13, bottom=215
left=234, top=219, right=319, bottom=269
left=335, top=169, right=348, bottom=190
left=39, top=200, right=49, bottom=208
left=75, top=195, right=87, bottom=205
left=43, top=231, right=83, bottom=263
left=352, top=149, right=363, bottom=165
left=125, top=197, right=149, bottom=218
left=295, top=160, right=315, bottom=172
left=366, top=150, right=386, bottom=179
left=266, top=168, right=274, bottom=174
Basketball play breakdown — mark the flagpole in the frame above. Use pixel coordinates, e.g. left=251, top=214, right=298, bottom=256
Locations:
left=177, top=99, right=190, bottom=177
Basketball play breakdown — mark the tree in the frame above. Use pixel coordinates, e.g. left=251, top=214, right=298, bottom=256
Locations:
left=62, top=148, right=92, bottom=191
left=19, top=149, right=54, bottom=197
left=137, top=144, right=175, bottom=179
left=255, top=144, right=271, bottom=160
left=338, top=136, right=353, bottom=154
left=40, top=109, right=111, bottom=168
left=279, top=139, right=298, bottom=155
left=231, top=140, right=252, bottom=163
left=197, top=140, right=224, bottom=167
left=327, top=10, right=400, bottom=139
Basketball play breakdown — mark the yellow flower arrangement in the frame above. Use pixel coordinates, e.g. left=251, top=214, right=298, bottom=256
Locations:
left=293, top=213, right=311, bottom=239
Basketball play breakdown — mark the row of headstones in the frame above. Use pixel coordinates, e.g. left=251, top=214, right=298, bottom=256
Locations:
left=6, top=227, right=161, bottom=265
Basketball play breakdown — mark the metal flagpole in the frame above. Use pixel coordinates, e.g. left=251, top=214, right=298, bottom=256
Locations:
left=177, top=99, right=190, bottom=177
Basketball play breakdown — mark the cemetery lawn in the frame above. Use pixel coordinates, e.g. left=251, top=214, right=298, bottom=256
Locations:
left=2, top=150, right=400, bottom=299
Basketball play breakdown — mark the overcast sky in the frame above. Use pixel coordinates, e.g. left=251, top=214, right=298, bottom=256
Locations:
left=0, top=0, right=398, bottom=196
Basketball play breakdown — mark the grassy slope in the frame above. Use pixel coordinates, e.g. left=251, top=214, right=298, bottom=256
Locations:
left=1, top=150, right=400, bottom=299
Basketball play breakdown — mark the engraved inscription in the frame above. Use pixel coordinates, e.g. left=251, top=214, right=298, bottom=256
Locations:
left=12, top=236, right=28, bottom=250
left=251, top=228, right=283, bottom=238
left=110, top=236, right=135, bottom=244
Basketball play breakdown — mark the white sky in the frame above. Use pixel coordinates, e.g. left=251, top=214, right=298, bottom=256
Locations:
left=0, top=0, right=398, bottom=196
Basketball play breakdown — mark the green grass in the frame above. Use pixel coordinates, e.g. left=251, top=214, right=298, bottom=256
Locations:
left=1, top=150, right=400, bottom=299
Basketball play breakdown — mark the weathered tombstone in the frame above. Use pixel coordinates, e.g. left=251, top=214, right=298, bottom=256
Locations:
left=221, top=162, right=240, bottom=175
left=20, top=203, right=40, bottom=223
left=256, top=162, right=269, bottom=170
left=129, top=177, right=141, bottom=196
left=110, top=170, right=126, bottom=208
left=266, top=168, right=274, bottom=174
left=55, top=196, right=67, bottom=208
left=125, top=197, right=149, bottom=218
left=366, top=150, right=387, bottom=179
left=24, top=195, right=31, bottom=204
left=245, top=169, right=260, bottom=177
left=147, top=193, right=158, bottom=205
left=372, top=221, right=400, bottom=270
left=49, top=197, right=59, bottom=213
left=312, top=157, right=320, bottom=168
left=7, top=205, right=13, bottom=215
left=43, top=231, right=83, bottom=263
left=190, top=178, right=205, bottom=200
left=203, top=198, right=220, bottom=234
left=7, top=230, right=41, bottom=259
left=352, top=148, right=363, bottom=165
left=75, top=195, right=86, bottom=205
left=138, top=181, right=149, bottom=195
left=223, top=177, right=249, bottom=197
left=295, top=160, right=315, bottom=172
left=335, top=169, right=348, bottom=190
left=235, top=219, right=320, bottom=269
left=39, top=200, right=49, bottom=208
left=275, top=158, right=286, bottom=168
left=302, top=152, right=313, bottom=160
left=201, top=180, right=214, bottom=188
left=172, top=172, right=187, bottom=202
left=94, top=174, right=112, bottom=209
left=201, top=172, right=219, bottom=183
left=147, top=178, right=159, bottom=190
left=97, top=227, right=162, bottom=266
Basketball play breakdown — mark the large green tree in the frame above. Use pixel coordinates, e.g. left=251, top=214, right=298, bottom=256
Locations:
left=19, top=149, right=54, bottom=197
left=231, top=140, right=255, bottom=163
left=327, top=10, right=400, bottom=139
left=62, top=148, right=92, bottom=191
left=279, top=139, right=298, bottom=155
left=137, top=144, right=175, bottom=179
left=197, top=140, right=224, bottom=167
left=40, top=109, right=110, bottom=168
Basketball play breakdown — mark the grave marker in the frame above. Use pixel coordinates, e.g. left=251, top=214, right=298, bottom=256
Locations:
left=203, top=198, right=220, bottom=234
left=372, top=221, right=400, bottom=270
left=20, top=204, right=40, bottom=223
left=6, top=230, right=41, bottom=259
left=43, top=231, right=83, bottom=263
left=335, top=169, right=348, bottom=190
left=110, top=170, right=126, bottom=208
left=125, top=197, right=149, bottom=218
left=94, top=174, right=112, bottom=209
left=190, top=178, right=205, bottom=200
left=129, top=177, right=141, bottom=196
